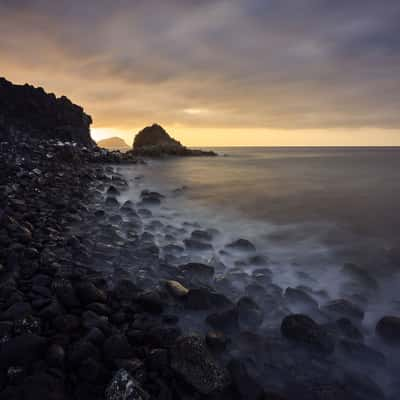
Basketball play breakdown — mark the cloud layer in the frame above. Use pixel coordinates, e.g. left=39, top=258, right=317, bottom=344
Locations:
left=1, top=0, right=400, bottom=139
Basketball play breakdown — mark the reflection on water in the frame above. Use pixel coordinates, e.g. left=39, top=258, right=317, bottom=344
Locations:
left=131, top=147, right=400, bottom=247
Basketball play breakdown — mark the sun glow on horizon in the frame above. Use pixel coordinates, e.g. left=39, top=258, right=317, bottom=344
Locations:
left=92, top=126, right=400, bottom=148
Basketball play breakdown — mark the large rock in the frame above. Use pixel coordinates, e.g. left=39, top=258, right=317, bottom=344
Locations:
left=376, top=316, right=400, bottom=345
left=0, top=334, right=47, bottom=368
left=133, top=124, right=182, bottom=149
left=0, top=77, right=93, bottom=146
left=105, top=369, right=150, bottom=400
left=130, top=124, right=216, bottom=157
left=281, top=314, right=334, bottom=354
left=321, top=299, right=364, bottom=321
left=171, top=335, right=231, bottom=394
left=237, top=296, right=263, bottom=330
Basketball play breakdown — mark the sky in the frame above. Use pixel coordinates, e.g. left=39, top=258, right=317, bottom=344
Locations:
left=1, top=0, right=400, bottom=146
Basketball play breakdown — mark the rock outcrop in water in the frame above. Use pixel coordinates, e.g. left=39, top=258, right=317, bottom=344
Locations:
left=0, top=77, right=94, bottom=146
left=98, top=137, right=129, bottom=150
left=130, top=123, right=217, bottom=157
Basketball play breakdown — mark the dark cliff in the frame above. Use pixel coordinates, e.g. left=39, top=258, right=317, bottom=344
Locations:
left=0, top=77, right=94, bottom=146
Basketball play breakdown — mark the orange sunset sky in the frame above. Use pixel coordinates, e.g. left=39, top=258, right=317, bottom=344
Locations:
left=1, top=1, right=400, bottom=146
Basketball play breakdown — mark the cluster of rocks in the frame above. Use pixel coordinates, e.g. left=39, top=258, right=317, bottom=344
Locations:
left=0, top=138, right=239, bottom=400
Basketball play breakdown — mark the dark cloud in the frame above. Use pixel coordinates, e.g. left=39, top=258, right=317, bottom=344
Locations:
left=0, top=0, right=400, bottom=131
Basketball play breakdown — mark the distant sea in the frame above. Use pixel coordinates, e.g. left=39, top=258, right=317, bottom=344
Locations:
left=119, top=146, right=400, bottom=301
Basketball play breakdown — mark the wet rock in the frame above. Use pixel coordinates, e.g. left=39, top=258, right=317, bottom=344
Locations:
left=53, top=314, right=80, bottom=334
left=179, top=262, right=214, bottom=282
left=186, top=288, right=214, bottom=310
left=186, top=288, right=233, bottom=311
left=14, top=315, right=41, bottom=335
left=206, top=308, right=239, bottom=332
left=135, top=290, right=164, bottom=314
left=190, top=230, right=213, bottom=242
left=228, top=359, right=264, bottom=400
left=336, top=318, right=364, bottom=341
left=138, top=209, right=152, bottom=218
left=105, top=369, right=150, bottom=400
left=78, top=357, right=107, bottom=383
left=148, top=348, right=169, bottom=371
left=107, top=186, right=120, bottom=196
left=338, top=339, right=385, bottom=365
left=75, top=281, right=107, bottom=305
left=281, top=314, right=334, bottom=354
left=163, top=244, right=184, bottom=256
left=0, top=334, right=46, bottom=368
left=237, top=296, right=263, bottom=330
left=114, top=279, right=138, bottom=301
left=164, top=280, right=189, bottom=298
left=321, top=299, right=364, bottom=321
left=54, top=280, right=80, bottom=309
left=85, top=327, right=106, bottom=345
left=1, top=302, right=32, bottom=320
left=284, top=287, right=318, bottom=310
left=226, top=238, right=256, bottom=252
left=139, top=190, right=164, bottom=206
left=171, top=335, right=231, bottom=394
left=87, top=302, right=111, bottom=316
left=46, top=344, right=65, bottom=368
left=21, top=372, right=69, bottom=400
left=0, top=321, right=13, bottom=343
left=341, top=263, right=378, bottom=290
left=81, top=310, right=111, bottom=334
left=376, top=316, right=400, bottom=345
left=105, top=196, right=120, bottom=207
left=68, top=340, right=100, bottom=366
left=184, top=238, right=213, bottom=251
left=206, top=331, right=230, bottom=352
left=38, top=301, right=63, bottom=320
left=103, top=334, right=132, bottom=363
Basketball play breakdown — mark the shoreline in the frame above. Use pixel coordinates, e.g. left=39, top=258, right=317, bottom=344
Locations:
left=1, top=139, right=398, bottom=400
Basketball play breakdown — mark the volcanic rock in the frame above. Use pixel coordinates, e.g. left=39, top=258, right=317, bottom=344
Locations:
left=171, top=335, right=231, bottom=394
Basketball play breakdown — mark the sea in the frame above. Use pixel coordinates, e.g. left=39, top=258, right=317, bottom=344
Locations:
left=113, top=147, right=400, bottom=397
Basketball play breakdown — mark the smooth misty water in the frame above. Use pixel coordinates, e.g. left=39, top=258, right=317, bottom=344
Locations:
left=117, top=147, right=400, bottom=313
left=129, top=147, right=400, bottom=261
left=113, top=147, right=400, bottom=398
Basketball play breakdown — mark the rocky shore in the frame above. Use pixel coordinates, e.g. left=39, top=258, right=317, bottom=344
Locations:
left=1, top=78, right=400, bottom=400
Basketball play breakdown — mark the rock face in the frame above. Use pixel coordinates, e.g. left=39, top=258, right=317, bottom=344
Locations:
left=98, top=137, right=129, bottom=150
left=134, top=124, right=181, bottom=149
left=0, top=77, right=93, bottom=146
left=281, top=314, right=335, bottom=354
left=130, top=124, right=216, bottom=157
left=171, top=335, right=231, bottom=394
left=376, top=316, right=400, bottom=345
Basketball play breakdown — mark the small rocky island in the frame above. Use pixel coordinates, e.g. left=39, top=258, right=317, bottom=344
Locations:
left=97, top=137, right=130, bottom=151
left=127, top=123, right=217, bottom=157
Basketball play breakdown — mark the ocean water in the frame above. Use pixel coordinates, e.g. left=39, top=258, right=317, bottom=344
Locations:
left=114, top=147, right=400, bottom=397
left=129, top=146, right=400, bottom=253
left=116, top=146, right=400, bottom=318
